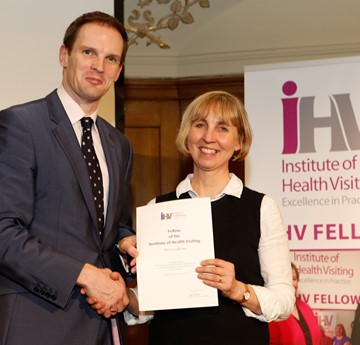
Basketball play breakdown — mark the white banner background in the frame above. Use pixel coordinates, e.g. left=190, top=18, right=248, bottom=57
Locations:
left=244, top=56, right=360, bottom=336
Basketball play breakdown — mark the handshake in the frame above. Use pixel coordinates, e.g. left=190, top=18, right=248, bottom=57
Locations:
left=77, top=235, right=138, bottom=318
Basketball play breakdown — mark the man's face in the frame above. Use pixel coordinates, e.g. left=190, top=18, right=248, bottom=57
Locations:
left=59, top=22, right=123, bottom=109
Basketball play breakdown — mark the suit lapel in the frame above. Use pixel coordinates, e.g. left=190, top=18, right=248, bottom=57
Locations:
left=46, top=91, right=100, bottom=239
left=97, top=118, right=119, bottom=242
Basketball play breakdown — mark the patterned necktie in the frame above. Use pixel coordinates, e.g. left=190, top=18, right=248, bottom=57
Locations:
left=80, top=117, right=104, bottom=239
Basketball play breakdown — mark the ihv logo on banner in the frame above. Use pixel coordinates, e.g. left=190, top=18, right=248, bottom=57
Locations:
left=282, top=80, right=360, bottom=154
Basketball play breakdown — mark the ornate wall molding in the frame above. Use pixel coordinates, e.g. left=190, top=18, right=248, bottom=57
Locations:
left=125, top=0, right=210, bottom=48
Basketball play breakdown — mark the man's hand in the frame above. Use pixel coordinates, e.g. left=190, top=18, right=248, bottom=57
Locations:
left=85, top=271, right=140, bottom=318
left=118, top=235, right=138, bottom=273
left=77, top=264, right=129, bottom=318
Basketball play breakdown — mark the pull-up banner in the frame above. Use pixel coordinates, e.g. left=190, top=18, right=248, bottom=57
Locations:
left=244, top=56, right=360, bottom=311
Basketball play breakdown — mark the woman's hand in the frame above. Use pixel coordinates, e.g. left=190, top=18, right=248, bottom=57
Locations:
left=196, top=258, right=261, bottom=315
left=118, top=235, right=138, bottom=273
left=196, top=258, right=241, bottom=300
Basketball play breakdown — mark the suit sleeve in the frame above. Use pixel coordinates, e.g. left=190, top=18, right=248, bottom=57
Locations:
left=117, top=140, right=135, bottom=241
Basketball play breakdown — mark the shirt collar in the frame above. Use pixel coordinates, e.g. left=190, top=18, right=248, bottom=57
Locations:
left=57, top=84, right=99, bottom=125
left=176, top=173, right=244, bottom=200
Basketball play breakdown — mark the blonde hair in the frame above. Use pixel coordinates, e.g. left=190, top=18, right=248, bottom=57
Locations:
left=176, top=91, right=252, bottom=161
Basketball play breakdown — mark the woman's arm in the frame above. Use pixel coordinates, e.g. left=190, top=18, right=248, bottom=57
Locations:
left=244, top=195, right=295, bottom=322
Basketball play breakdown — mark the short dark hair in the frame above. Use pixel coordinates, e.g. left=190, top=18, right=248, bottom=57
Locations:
left=291, top=262, right=299, bottom=280
left=63, top=11, right=128, bottom=65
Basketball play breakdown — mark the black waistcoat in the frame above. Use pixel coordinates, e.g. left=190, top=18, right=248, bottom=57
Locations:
left=149, top=187, right=268, bottom=345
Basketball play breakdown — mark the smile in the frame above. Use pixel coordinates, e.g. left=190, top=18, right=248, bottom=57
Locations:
left=86, top=77, right=103, bottom=85
left=200, top=147, right=219, bottom=154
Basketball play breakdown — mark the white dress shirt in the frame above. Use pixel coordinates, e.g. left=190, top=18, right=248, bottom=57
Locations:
left=57, top=85, right=109, bottom=220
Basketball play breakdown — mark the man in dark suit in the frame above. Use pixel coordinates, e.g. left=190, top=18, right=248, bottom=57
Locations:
left=0, top=11, right=137, bottom=345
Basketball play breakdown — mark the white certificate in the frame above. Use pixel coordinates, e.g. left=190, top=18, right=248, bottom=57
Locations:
left=136, top=197, right=218, bottom=311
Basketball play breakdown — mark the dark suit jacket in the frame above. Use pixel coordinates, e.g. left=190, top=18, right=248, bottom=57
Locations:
left=0, top=90, right=134, bottom=345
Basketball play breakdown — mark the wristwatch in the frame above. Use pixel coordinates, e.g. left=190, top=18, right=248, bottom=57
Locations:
left=239, top=284, right=250, bottom=303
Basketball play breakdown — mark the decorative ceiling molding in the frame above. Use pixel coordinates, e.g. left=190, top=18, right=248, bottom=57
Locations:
left=124, top=0, right=210, bottom=49
left=125, top=42, right=360, bottom=78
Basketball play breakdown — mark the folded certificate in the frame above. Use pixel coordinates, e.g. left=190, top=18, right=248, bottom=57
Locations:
left=136, top=197, right=218, bottom=311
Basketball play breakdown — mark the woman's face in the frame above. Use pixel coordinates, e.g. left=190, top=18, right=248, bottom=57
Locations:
left=187, top=108, right=241, bottom=174
left=335, top=325, right=343, bottom=337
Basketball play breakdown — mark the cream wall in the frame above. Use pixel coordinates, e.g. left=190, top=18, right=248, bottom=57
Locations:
left=0, top=0, right=115, bottom=124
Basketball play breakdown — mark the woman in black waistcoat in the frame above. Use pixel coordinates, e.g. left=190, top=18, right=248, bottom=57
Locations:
left=147, top=90, right=295, bottom=345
